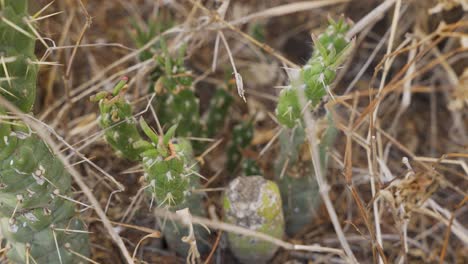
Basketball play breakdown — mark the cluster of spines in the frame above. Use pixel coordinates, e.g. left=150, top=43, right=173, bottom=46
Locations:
left=0, top=1, right=90, bottom=263
left=275, top=18, right=351, bottom=128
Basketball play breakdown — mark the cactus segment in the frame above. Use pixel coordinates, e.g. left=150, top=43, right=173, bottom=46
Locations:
left=275, top=18, right=351, bottom=128
left=0, top=0, right=37, bottom=112
left=157, top=89, right=201, bottom=138
left=203, top=88, right=233, bottom=138
left=276, top=119, right=336, bottom=236
left=226, top=121, right=254, bottom=172
left=223, top=176, right=284, bottom=263
left=0, top=124, right=90, bottom=263
left=0, top=1, right=90, bottom=262
left=92, top=77, right=146, bottom=161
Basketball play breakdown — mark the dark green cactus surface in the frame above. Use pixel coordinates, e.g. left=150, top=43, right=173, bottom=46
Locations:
left=0, top=0, right=37, bottom=113
left=226, top=121, right=254, bottom=172
left=0, top=1, right=90, bottom=263
left=203, top=88, right=233, bottom=138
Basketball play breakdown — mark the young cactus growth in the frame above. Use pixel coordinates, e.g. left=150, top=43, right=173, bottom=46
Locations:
left=275, top=18, right=351, bottom=127
left=223, top=176, right=284, bottom=263
left=139, top=120, right=193, bottom=207
left=0, top=1, right=90, bottom=262
left=91, top=77, right=145, bottom=161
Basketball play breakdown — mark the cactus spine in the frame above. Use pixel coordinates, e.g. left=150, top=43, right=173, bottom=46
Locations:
left=0, top=1, right=90, bottom=263
left=223, top=176, right=284, bottom=263
left=274, top=18, right=351, bottom=235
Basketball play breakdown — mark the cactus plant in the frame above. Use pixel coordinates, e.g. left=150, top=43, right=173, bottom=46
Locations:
left=93, top=79, right=210, bottom=256
left=274, top=18, right=351, bottom=235
left=223, top=176, right=284, bottom=263
left=0, top=1, right=90, bottom=263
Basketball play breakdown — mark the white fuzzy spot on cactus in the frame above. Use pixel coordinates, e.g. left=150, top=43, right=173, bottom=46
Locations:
left=24, top=212, right=38, bottom=222
left=32, top=164, right=46, bottom=185
left=3, top=136, right=8, bottom=145
left=144, top=158, right=154, bottom=167
left=26, top=188, right=35, bottom=197
left=217, top=97, right=225, bottom=107
left=16, top=194, right=24, bottom=202
left=113, top=131, right=120, bottom=140
left=166, top=171, right=173, bottom=181
left=9, top=223, right=18, bottom=233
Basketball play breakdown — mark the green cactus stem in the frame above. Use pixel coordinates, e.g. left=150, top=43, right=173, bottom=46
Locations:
left=223, top=176, right=284, bottom=263
left=275, top=18, right=351, bottom=128
left=274, top=18, right=350, bottom=236
left=91, top=76, right=145, bottom=161
left=0, top=0, right=37, bottom=112
left=93, top=76, right=210, bottom=256
left=0, top=1, right=90, bottom=263
left=158, top=138, right=210, bottom=256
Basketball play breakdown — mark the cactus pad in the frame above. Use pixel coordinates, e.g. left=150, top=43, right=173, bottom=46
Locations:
left=223, top=176, right=284, bottom=263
